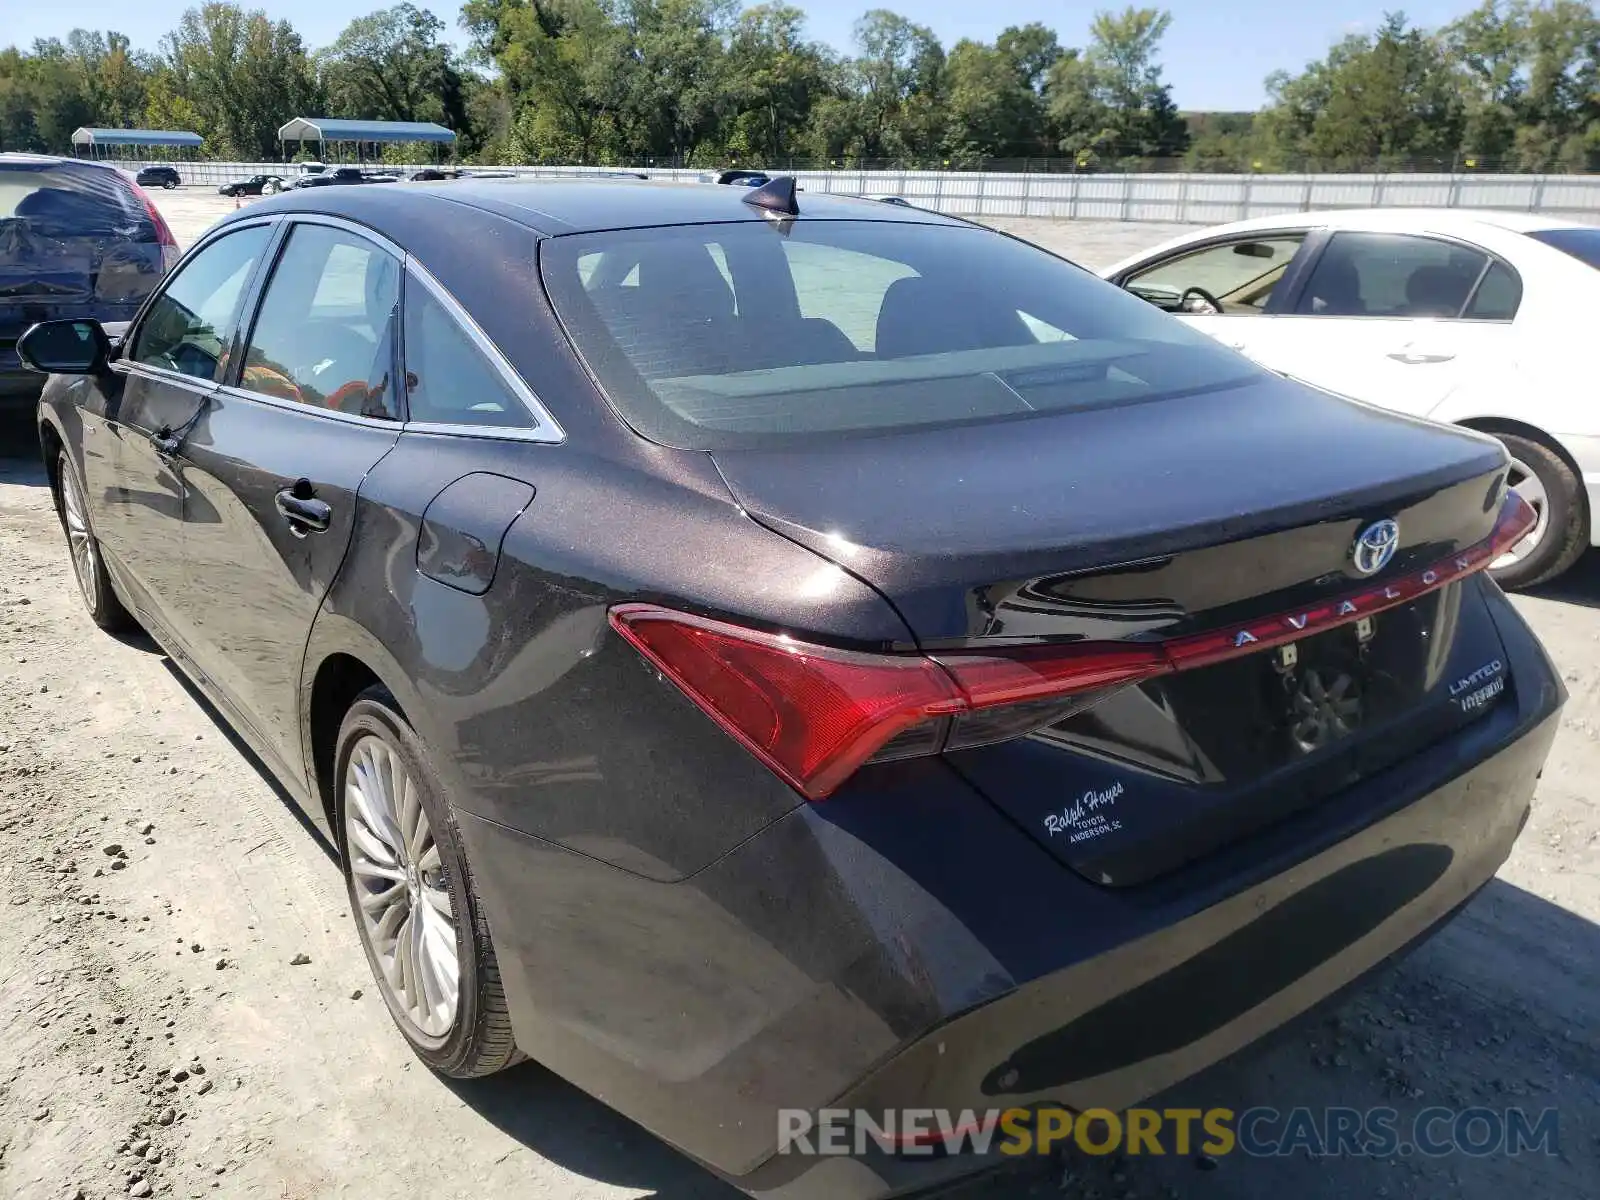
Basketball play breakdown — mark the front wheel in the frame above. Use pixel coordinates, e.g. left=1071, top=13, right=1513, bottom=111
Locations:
left=55, top=451, right=136, bottom=633
left=1489, top=432, right=1587, bottom=590
left=336, top=688, right=520, bottom=1078
left=163, top=178, right=177, bottom=189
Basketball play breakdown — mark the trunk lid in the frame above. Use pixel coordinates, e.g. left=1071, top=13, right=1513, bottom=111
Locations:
left=710, top=374, right=1517, bottom=884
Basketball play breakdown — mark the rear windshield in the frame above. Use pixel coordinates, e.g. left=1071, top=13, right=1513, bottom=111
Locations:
left=540, top=220, right=1259, bottom=450
left=0, top=161, right=159, bottom=305
left=1528, top=227, right=1600, bottom=270
left=0, top=162, right=147, bottom=234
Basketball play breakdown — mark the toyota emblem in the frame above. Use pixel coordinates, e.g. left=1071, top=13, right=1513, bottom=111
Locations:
left=1351, top=519, right=1400, bottom=576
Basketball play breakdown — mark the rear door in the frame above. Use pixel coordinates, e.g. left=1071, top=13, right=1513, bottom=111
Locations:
left=89, top=221, right=275, bottom=639
left=1257, top=230, right=1523, bottom=413
left=173, top=216, right=403, bottom=776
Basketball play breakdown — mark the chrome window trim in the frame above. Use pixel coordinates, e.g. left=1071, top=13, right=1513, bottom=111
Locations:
left=109, top=360, right=218, bottom=397
left=212, top=383, right=403, bottom=429
left=402, top=258, right=566, bottom=444
left=401, top=419, right=563, bottom=443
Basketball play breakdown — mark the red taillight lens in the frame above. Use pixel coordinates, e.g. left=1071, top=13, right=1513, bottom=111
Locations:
left=130, top=181, right=179, bottom=249
left=609, top=605, right=964, bottom=799
left=613, top=493, right=1529, bottom=799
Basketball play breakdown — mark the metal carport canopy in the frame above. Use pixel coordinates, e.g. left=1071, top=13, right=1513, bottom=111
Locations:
left=71, top=128, right=203, bottom=147
left=277, top=118, right=456, bottom=144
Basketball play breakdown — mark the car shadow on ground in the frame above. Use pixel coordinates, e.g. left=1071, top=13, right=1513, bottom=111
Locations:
left=157, top=657, right=339, bottom=865
left=443, top=1066, right=752, bottom=1199
left=0, top=410, right=44, bottom=473
left=1525, top=548, right=1600, bottom=610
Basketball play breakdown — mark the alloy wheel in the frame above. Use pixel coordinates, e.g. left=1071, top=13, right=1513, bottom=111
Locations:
left=344, top=734, right=460, bottom=1039
left=59, top=455, right=98, bottom=609
left=1493, top=456, right=1551, bottom=570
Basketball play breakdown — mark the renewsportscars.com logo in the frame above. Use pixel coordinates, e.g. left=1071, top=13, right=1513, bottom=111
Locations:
left=777, top=1105, right=1561, bottom=1159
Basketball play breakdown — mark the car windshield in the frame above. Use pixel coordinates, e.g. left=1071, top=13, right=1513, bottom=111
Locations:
left=1528, top=227, right=1600, bottom=271
left=541, top=220, right=1259, bottom=450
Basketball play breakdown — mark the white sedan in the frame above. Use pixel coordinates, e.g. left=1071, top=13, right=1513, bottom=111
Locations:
left=1102, top=208, right=1600, bottom=588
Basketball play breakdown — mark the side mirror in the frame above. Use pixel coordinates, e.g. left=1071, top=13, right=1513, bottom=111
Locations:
left=16, top=319, right=111, bottom=376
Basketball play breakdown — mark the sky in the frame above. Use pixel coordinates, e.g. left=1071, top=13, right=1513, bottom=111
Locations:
left=6, top=0, right=1482, bottom=112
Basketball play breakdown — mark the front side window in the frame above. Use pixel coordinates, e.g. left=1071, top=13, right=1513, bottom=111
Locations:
left=1123, top=234, right=1306, bottom=315
left=129, top=225, right=271, bottom=381
left=541, top=220, right=1257, bottom=451
left=402, top=274, right=531, bottom=429
left=239, top=223, right=400, bottom=418
left=1294, top=233, right=1489, bottom=319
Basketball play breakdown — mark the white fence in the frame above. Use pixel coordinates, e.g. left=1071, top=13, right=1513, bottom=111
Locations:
left=129, top=160, right=1600, bottom=225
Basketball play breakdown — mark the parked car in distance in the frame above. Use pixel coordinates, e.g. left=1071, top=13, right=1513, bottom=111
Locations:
left=1103, top=208, right=1600, bottom=588
left=134, top=165, right=181, bottom=190
left=218, top=174, right=285, bottom=197
left=293, top=166, right=398, bottom=188
left=1, top=153, right=177, bottom=405
left=28, top=179, right=1562, bottom=1200
left=701, top=167, right=770, bottom=186
left=406, top=168, right=463, bottom=182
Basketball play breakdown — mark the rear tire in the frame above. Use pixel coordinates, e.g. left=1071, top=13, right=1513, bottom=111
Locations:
left=336, top=687, right=520, bottom=1078
left=1489, top=433, right=1586, bottom=590
left=55, top=450, right=136, bottom=634
left=163, top=178, right=177, bottom=190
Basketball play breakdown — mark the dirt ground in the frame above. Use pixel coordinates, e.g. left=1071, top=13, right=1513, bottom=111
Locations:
left=0, top=190, right=1594, bottom=1200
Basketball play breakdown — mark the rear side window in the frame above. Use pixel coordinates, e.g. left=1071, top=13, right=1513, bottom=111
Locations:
left=240, top=223, right=400, bottom=419
left=1295, top=233, right=1488, bottom=318
left=402, top=274, right=531, bottom=428
left=1528, top=227, right=1600, bottom=270
left=130, top=225, right=271, bottom=381
left=1464, top=261, right=1522, bottom=320
left=541, top=220, right=1255, bottom=451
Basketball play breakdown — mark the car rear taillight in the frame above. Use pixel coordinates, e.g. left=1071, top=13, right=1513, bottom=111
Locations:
left=129, top=180, right=179, bottom=252
left=612, top=493, right=1536, bottom=799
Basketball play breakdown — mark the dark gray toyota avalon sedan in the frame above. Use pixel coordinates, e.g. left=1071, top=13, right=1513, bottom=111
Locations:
left=25, top=176, right=1562, bottom=1198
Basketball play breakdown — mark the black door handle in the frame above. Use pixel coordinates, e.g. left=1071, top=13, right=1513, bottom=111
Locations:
left=274, top=484, right=332, bottom=536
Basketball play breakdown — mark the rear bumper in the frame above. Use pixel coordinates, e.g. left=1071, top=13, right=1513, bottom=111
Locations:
left=458, top=583, right=1563, bottom=1199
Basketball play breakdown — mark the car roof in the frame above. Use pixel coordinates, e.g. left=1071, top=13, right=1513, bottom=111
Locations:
left=0, top=152, right=127, bottom=174
left=1183, top=207, right=1594, bottom=237
left=241, top=176, right=966, bottom=237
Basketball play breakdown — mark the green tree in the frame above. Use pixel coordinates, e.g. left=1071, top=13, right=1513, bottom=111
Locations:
left=1045, top=7, right=1187, bottom=162
left=319, top=4, right=458, bottom=125
left=162, top=3, right=322, bottom=159
left=844, top=9, right=945, bottom=161
left=942, top=38, right=1044, bottom=163
left=996, top=22, right=1062, bottom=93
left=1255, top=13, right=1465, bottom=170
left=723, top=4, right=833, bottom=163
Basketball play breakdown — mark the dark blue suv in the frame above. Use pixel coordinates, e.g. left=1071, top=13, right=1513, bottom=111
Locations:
left=1, top=154, right=178, bottom=406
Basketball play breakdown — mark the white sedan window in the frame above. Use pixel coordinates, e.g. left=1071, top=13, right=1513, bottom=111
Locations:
left=1294, top=233, right=1491, bottom=319
left=1123, top=235, right=1305, bottom=314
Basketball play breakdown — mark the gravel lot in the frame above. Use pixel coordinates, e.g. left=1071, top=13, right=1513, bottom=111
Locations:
left=0, top=189, right=1594, bottom=1200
